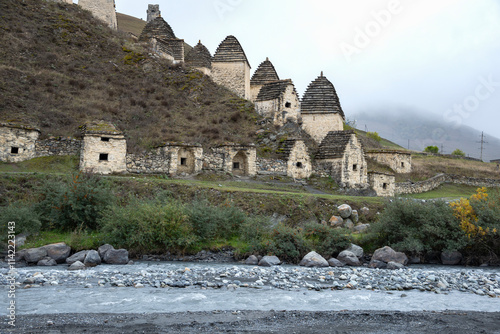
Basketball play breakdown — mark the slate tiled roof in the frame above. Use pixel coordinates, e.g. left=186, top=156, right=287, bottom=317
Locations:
left=185, top=41, right=212, bottom=69
left=83, top=121, right=123, bottom=135
left=316, top=130, right=355, bottom=159
left=212, top=35, right=250, bottom=67
left=251, top=58, right=279, bottom=86
left=301, top=73, right=345, bottom=118
left=256, top=79, right=294, bottom=102
left=277, top=139, right=299, bottom=160
left=139, top=16, right=176, bottom=41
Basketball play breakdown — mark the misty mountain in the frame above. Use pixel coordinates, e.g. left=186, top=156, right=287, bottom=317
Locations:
left=352, top=109, right=500, bottom=162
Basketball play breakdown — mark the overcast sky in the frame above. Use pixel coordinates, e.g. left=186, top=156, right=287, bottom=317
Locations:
left=76, top=0, right=500, bottom=140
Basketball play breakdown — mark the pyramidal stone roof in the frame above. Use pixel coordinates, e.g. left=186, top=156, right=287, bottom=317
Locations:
left=316, top=130, right=356, bottom=159
left=212, top=35, right=250, bottom=67
left=277, top=139, right=301, bottom=160
left=251, top=58, right=279, bottom=86
left=256, top=79, right=294, bottom=102
left=185, top=41, right=212, bottom=69
left=301, top=73, right=345, bottom=118
left=139, top=16, right=176, bottom=41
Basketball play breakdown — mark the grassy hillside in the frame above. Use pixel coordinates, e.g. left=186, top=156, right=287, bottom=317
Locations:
left=0, top=0, right=261, bottom=153
left=116, top=12, right=146, bottom=37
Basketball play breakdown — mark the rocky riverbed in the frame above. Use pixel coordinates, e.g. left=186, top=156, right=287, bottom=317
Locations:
left=2, top=262, right=500, bottom=298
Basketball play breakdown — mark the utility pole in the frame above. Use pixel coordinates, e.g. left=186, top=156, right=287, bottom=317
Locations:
left=478, top=132, right=488, bottom=161
left=441, top=144, right=444, bottom=154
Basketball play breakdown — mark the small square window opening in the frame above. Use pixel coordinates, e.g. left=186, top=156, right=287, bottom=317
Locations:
left=11, top=147, right=19, bottom=154
left=99, top=153, right=109, bottom=161
left=233, top=162, right=240, bottom=169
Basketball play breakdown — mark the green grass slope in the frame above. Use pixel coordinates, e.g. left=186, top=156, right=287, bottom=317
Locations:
left=0, top=0, right=261, bottom=153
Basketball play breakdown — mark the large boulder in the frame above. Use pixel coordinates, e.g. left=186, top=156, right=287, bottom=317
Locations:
left=441, top=251, right=463, bottom=265
left=372, top=246, right=408, bottom=266
left=346, top=244, right=364, bottom=258
left=103, top=249, right=129, bottom=265
left=258, top=256, right=281, bottom=267
left=368, top=260, right=387, bottom=269
left=387, top=261, right=405, bottom=270
left=245, top=255, right=259, bottom=265
left=98, top=244, right=115, bottom=259
left=299, top=251, right=329, bottom=267
left=43, top=243, right=71, bottom=264
left=24, top=247, right=48, bottom=263
left=328, top=258, right=345, bottom=267
left=351, top=210, right=359, bottom=224
left=337, top=250, right=361, bottom=266
left=37, top=257, right=57, bottom=266
left=354, top=224, right=370, bottom=233
left=329, top=216, right=344, bottom=228
left=84, top=250, right=101, bottom=267
left=343, top=219, right=354, bottom=229
left=68, top=261, right=85, bottom=271
left=338, top=204, right=352, bottom=219
left=66, top=250, right=89, bottom=265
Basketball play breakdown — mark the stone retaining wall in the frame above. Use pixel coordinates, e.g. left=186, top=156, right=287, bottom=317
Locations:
left=257, top=158, right=287, bottom=175
left=395, top=174, right=500, bottom=195
left=35, top=138, right=81, bottom=158
left=126, top=149, right=171, bottom=174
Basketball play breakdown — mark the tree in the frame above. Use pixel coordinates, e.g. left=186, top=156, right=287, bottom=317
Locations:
left=452, top=149, right=466, bottom=157
left=424, top=146, right=439, bottom=154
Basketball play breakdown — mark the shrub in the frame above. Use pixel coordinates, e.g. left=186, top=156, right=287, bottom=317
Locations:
left=36, top=172, right=112, bottom=231
left=424, top=146, right=439, bottom=153
left=450, top=188, right=500, bottom=261
left=366, top=132, right=382, bottom=142
left=452, top=149, right=466, bottom=157
left=100, top=198, right=196, bottom=254
left=0, top=203, right=41, bottom=237
left=239, top=215, right=274, bottom=253
left=303, top=222, right=351, bottom=258
left=262, top=224, right=310, bottom=263
left=371, top=198, right=465, bottom=255
left=186, top=200, right=247, bottom=242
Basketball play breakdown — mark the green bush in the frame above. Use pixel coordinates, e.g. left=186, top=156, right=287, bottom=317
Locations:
left=0, top=203, right=41, bottom=237
left=187, top=200, right=247, bottom=241
left=239, top=215, right=274, bottom=253
left=36, top=172, right=111, bottom=231
left=367, top=132, right=382, bottom=142
left=262, top=223, right=310, bottom=263
left=100, top=198, right=197, bottom=254
left=371, top=199, right=466, bottom=255
left=303, top=222, right=351, bottom=258
left=452, top=149, right=466, bottom=157
left=424, top=146, right=439, bottom=153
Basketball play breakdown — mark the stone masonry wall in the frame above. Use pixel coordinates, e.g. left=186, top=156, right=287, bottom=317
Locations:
left=78, top=0, right=117, bottom=30
left=257, top=158, right=287, bottom=175
left=286, top=141, right=312, bottom=179
left=126, top=148, right=171, bottom=174
left=366, top=151, right=412, bottom=174
left=80, top=134, right=127, bottom=174
left=255, top=85, right=300, bottom=127
left=395, top=174, right=500, bottom=195
left=369, top=172, right=396, bottom=197
left=0, top=126, right=40, bottom=163
left=341, top=137, right=368, bottom=187
left=35, top=138, right=81, bottom=158
left=211, top=62, right=250, bottom=100
left=301, top=113, right=344, bottom=143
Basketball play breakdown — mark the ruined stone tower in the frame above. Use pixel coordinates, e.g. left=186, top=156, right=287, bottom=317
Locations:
left=250, top=58, right=280, bottom=102
left=139, top=16, right=185, bottom=64
left=212, top=36, right=251, bottom=100
left=78, top=0, right=117, bottom=30
left=185, top=41, right=212, bottom=76
left=147, top=4, right=161, bottom=22
left=301, top=73, right=345, bottom=143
